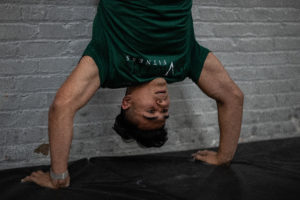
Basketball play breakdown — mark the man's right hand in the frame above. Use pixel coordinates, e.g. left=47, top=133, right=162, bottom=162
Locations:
left=21, top=170, right=70, bottom=189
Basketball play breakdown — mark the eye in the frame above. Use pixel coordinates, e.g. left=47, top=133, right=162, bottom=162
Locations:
left=147, top=109, right=155, bottom=114
left=162, top=108, right=168, bottom=113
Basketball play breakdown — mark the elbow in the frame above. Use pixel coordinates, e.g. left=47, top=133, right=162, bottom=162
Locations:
left=217, top=86, right=244, bottom=107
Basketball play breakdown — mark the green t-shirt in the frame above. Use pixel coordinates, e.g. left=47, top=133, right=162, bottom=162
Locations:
left=82, top=0, right=210, bottom=88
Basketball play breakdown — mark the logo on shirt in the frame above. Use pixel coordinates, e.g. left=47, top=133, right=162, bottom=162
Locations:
left=125, top=55, right=174, bottom=76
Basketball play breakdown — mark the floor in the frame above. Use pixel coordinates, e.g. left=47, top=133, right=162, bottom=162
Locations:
left=1, top=137, right=300, bottom=200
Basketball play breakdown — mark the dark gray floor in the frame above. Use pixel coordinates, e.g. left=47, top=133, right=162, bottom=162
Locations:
left=1, top=137, right=300, bottom=200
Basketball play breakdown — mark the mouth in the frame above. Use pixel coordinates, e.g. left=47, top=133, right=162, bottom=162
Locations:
left=155, top=90, right=167, bottom=94
left=155, top=90, right=169, bottom=101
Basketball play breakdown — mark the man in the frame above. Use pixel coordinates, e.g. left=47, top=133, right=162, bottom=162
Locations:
left=21, top=0, right=244, bottom=189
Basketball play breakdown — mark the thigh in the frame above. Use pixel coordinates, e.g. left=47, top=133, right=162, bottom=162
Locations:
left=54, top=56, right=101, bottom=110
left=197, top=53, right=237, bottom=101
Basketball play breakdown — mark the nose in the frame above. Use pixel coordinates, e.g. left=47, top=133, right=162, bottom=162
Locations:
left=156, top=98, right=169, bottom=107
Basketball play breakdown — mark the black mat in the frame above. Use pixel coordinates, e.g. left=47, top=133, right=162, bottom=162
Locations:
left=1, top=137, right=300, bottom=200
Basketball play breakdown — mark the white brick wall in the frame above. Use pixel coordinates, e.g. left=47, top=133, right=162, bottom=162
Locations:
left=0, top=0, right=299, bottom=170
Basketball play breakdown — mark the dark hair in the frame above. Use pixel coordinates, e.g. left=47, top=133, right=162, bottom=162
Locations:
left=113, top=109, right=168, bottom=148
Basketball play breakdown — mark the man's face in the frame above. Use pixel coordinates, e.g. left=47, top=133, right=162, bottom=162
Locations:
left=122, top=78, right=170, bottom=130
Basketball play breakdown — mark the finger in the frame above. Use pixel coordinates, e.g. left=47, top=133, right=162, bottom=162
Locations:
left=28, top=176, right=39, bottom=183
left=191, top=152, right=206, bottom=159
left=193, top=153, right=207, bottom=161
left=192, top=150, right=206, bottom=156
left=58, top=182, right=69, bottom=188
left=21, top=176, right=33, bottom=183
left=30, top=172, right=40, bottom=177
left=37, top=170, right=44, bottom=174
left=31, top=172, right=37, bottom=175
left=26, top=174, right=56, bottom=189
left=197, top=150, right=209, bottom=155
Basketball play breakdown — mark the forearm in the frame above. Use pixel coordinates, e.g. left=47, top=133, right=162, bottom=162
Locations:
left=48, top=104, right=74, bottom=173
left=216, top=98, right=243, bottom=163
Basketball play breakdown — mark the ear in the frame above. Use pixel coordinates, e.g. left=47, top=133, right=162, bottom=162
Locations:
left=121, top=95, right=132, bottom=110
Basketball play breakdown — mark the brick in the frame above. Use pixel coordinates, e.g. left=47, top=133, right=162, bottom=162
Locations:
left=215, top=52, right=290, bottom=66
left=64, top=39, right=90, bottom=56
left=0, top=110, right=48, bottom=128
left=167, top=113, right=207, bottom=129
left=0, top=24, right=39, bottom=41
left=21, top=5, right=96, bottom=22
left=0, top=4, right=22, bottom=21
left=274, top=37, right=300, bottom=51
left=194, top=22, right=300, bottom=37
left=74, top=104, right=120, bottom=123
left=241, top=121, right=297, bottom=140
left=88, top=88, right=126, bottom=105
left=1, top=41, right=72, bottom=59
left=0, top=143, right=49, bottom=163
left=0, top=145, right=27, bottom=162
left=193, top=0, right=300, bottom=8
left=0, top=77, right=16, bottom=91
left=0, top=93, right=48, bottom=111
left=275, top=93, right=300, bottom=107
left=168, top=83, right=206, bottom=100
left=0, top=59, right=39, bottom=75
left=170, top=99, right=217, bottom=115
left=247, top=0, right=300, bottom=8
left=242, top=107, right=299, bottom=125
left=237, top=79, right=300, bottom=95
left=0, top=0, right=99, bottom=6
left=193, top=22, right=214, bottom=37
left=197, top=38, right=237, bottom=52
left=197, top=37, right=274, bottom=52
left=69, top=137, right=124, bottom=158
left=45, top=6, right=96, bottom=21
left=244, top=93, right=300, bottom=110
left=17, top=41, right=69, bottom=58
left=0, top=58, right=78, bottom=76
left=226, top=66, right=300, bottom=81
left=234, top=38, right=274, bottom=52
left=0, top=42, right=19, bottom=59
left=0, top=158, right=50, bottom=170
left=46, top=88, right=123, bottom=108
left=46, top=92, right=56, bottom=105
left=192, top=7, right=300, bottom=22
left=288, top=51, right=300, bottom=64
left=73, top=121, right=114, bottom=139
left=37, top=57, right=77, bottom=74
left=170, top=125, right=219, bottom=147
left=0, top=127, right=48, bottom=146
left=14, top=75, right=67, bottom=92
left=38, top=22, right=89, bottom=39
left=0, top=112, right=17, bottom=127
left=0, top=130, right=7, bottom=146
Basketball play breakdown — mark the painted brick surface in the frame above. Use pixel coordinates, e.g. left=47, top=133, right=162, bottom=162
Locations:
left=0, top=0, right=299, bottom=170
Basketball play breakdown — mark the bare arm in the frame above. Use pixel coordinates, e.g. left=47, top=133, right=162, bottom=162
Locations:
left=22, top=56, right=100, bottom=188
left=192, top=53, right=244, bottom=165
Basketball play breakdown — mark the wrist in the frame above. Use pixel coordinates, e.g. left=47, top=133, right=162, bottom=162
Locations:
left=50, top=168, right=69, bottom=180
left=216, top=152, right=233, bottom=165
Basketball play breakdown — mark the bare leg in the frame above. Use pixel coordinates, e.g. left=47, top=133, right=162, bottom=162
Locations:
left=22, top=56, right=100, bottom=188
left=192, top=53, right=244, bottom=165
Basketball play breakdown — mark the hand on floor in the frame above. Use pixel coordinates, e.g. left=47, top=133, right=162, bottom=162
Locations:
left=21, top=170, right=70, bottom=189
left=192, top=150, right=231, bottom=166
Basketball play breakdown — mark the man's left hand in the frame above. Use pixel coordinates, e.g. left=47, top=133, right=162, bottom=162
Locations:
left=21, top=170, right=70, bottom=189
